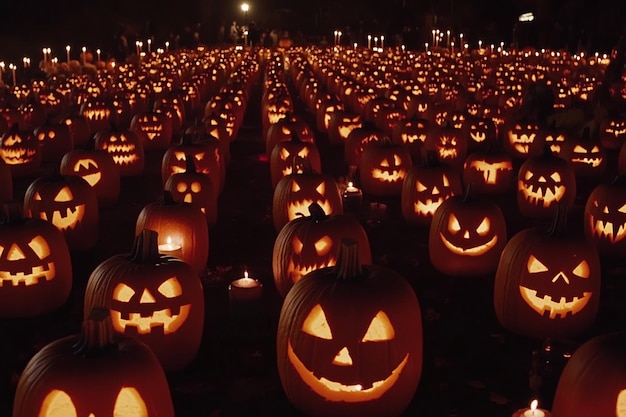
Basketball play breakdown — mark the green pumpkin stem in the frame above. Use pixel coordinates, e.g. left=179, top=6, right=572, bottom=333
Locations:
left=74, top=307, right=116, bottom=354
left=130, top=228, right=161, bottom=263
left=336, top=239, right=362, bottom=280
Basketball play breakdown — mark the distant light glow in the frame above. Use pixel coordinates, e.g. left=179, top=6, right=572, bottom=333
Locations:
left=519, top=12, right=534, bottom=22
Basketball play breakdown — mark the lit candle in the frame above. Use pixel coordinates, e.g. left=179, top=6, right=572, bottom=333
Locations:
left=82, top=47, right=86, bottom=65
left=338, top=31, right=342, bottom=45
left=9, top=64, right=16, bottom=86
left=0, top=62, right=5, bottom=82
left=333, top=30, right=337, bottom=45
left=342, top=181, right=363, bottom=214
left=380, top=35, right=384, bottom=49
left=512, top=400, right=552, bottom=417
left=367, top=34, right=371, bottom=49
left=22, top=57, right=28, bottom=68
left=446, top=30, right=450, bottom=47
left=147, top=39, right=152, bottom=53
left=96, top=48, right=101, bottom=62
left=229, top=271, right=263, bottom=302
left=353, top=42, right=357, bottom=50
left=165, top=41, right=169, bottom=52
left=42, top=48, right=47, bottom=65
left=158, top=236, right=182, bottom=258
left=432, top=29, right=435, bottom=45
left=66, top=45, right=71, bottom=64
left=425, top=42, right=429, bottom=52
left=374, top=36, right=378, bottom=48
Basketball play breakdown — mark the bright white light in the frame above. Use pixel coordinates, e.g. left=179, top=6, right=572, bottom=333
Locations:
left=519, top=12, right=534, bottom=22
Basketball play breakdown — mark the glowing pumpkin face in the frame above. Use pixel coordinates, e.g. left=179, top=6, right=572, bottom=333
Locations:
left=600, top=119, right=626, bottom=150
left=428, top=195, right=507, bottom=277
left=465, top=117, right=496, bottom=151
left=0, top=127, right=41, bottom=177
left=506, top=122, right=540, bottom=158
left=328, top=111, right=362, bottom=145
left=563, top=139, right=606, bottom=178
left=517, top=150, right=577, bottom=219
left=462, top=152, right=514, bottom=194
left=270, top=140, right=322, bottom=188
left=0, top=214, right=72, bottom=318
left=494, top=224, right=601, bottom=339
left=80, top=100, right=112, bottom=135
left=94, top=130, right=145, bottom=177
left=584, top=180, right=626, bottom=258
left=360, top=143, right=412, bottom=197
left=277, top=243, right=422, bottom=417
left=130, top=112, right=173, bottom=152
left=541, top=130, right=567, bottom=156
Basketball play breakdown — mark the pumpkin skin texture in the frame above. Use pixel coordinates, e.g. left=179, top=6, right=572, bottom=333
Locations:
left=359, top=139, right=412, bottom=197
left=493, top=210, right=601, bottom=339
left=277, top=240, right=422, bottom=417
left=583, top=177, right=626, bottom=259
left=84, top=230, right=205, bottom=371
left=0, top=158, right=13, bottom=202
left=12, top=309, right=175, bottom=417
left=428, top=194, right=507, bottom=277
left=552, top=331, right=626, bottom=417
left=272, top=203, right=371, bottom=298
left=0, top=204, right=72, bottom=318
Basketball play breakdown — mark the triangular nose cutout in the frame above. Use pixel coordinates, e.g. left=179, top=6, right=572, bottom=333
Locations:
left=140, top=289, right=156, bottom=303
left=332, top=347, right=353, bottom=366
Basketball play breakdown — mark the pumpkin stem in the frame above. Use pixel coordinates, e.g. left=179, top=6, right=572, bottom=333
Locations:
left=73, top=307, right=116, bottom=354
left=184, top=153, right=197, bottom=174
left=462, top=182, right=473, bottom=203
left=611, top=174, right=626, bottom=187
left=336, top=239, right=362, bottom=280
left=162, top=190, right=177, bottom=206
left=130, top=228, right=162, bottom=263
left=307, top=203, right=327, bottom=221
left=548, top=203, right=568, bottom=237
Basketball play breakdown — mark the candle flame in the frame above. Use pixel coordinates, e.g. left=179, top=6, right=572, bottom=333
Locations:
left=530, top=399, right=538, bottom=411
left=244, top=271, right=249, bottom=279
left=348, top=181, right=354, bottom=187
left=166, top=236, right=172, bottom=245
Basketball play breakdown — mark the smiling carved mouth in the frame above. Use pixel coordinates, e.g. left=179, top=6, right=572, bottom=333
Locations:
left=439, top=233, right=498, bottom=255
left=111, top=304, right=191, bottom=335
left=519, top=286, right=592, bottom=319
left=287, top=340, right=408, bottom=402
left=589, top=215, right=626, bottom=243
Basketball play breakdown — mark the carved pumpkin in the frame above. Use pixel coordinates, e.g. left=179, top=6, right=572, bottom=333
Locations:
left=273, top=203, right=371, bottom=298
left=94, top=128, right=145, bottom=177
left=0, top=124, right=42, bottom=178
left=517, top=147, right=577, bottom=219
left=164, top=154, right=217, bottom=228
left=391, top=117, right=429, bottom=161
left=424, top=122, right=467, bottom=170
left=23, top=172, right=99, bottom=251
left=135, top=192, right=209, bottom=274
left=428, top=190, right=507, bottom=277
left=462, top=149, right=514, bottom=194
left=272, top=161, right=343, bottom=232
left=60, top=115, right=92, bottom=148
left=0, top=203, right=72, bottom=318
left=583, top=176, right=626, bottom=259
left=84, top=230, right=205, bottom=371
left=12, top=308, right=175, bottom=417
left=265, top=114, right=315, bottom=157
left=328, top=111, right=362, bottom=145
left=359, top=139, right=412, bottom=197
left=80, top=99, right=113, bottom=135
left=34, top=123, right=74, bottom=164
left=270, top=132, right=321, bottom=188
left=504, top=121, right=541, bottom=159
left=464, top=116, right=497, bottom=152
left=561, top=129, right=606, bottom=179
left=344, top=123, right=385, bottom=167
left=59, top=144, right=121, bottom=208
left=277, top=239, right=422, bottom=417
left=552, top=331, right=626, bottom=417
left=599, top=117, right=626, bottom=150
left=494, top=207, right=601, bottom=339
left=401, top=152, right=463, bottom=226
left=130, top=111, right=173, bottom=152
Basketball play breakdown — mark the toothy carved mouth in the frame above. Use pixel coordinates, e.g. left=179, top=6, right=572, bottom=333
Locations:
left=439, top=233, right=498, bottom=255
left=571, top=157, right=603, bottom=167
left=38, top=205, right=85, bottom=231
left=371, top=170, right=406, bottom=182
left=287, top=340, right=408, bottom=402
left=519, top=286, right=592, bottom=319
left=0, top=262, right=55, bottom=286
left=589, top=215, right=626, bottom=243
left=1, top=149, right=37, bottom=164
left=111, top=304, right=191, bottom=335
left=287, top=258, right=336, bottom=283
left=287, top=200, right=333, bottom=221
left=438, top=148, right=458, bottom=159
left=414, top=198, right=445, bottom=216
left=519, top=181, right=566, bottom=207
left=514, top=144, right=530, bottom=154
left=112, top=154, right=139, bottom=165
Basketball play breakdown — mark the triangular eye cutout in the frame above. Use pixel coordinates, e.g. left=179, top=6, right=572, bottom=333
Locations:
left=113, top=387, right=148, bottom=417
left=315, top=182, right=325, bottom=195
left=572, top=260, right=590, bottom=278
left=280, top=148, right=290, bottom=160
left=527, top=255, right=549, bottom=273
left=302, top=304, right=333, bottom=339
left=291, top=181, right=301, bottom=192
left=39, top=390, right=77, bottom=417
left=362, top=311, right=395, bottom=342
left=54, top=187, right=73, bottom=202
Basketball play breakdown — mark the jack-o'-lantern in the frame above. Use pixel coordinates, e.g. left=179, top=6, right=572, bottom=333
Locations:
left=425, top=122, right=467, bottom=170
left=562, top=129, right=606, bottom=179
left=84, top=230, right=205, bottom=371
left=80, top=99, right=113, bottom=135
left=328, top=111, right=362, bottom=145
left=584, top=176, right=626, bottom=259
left=391, top=118, right=429, bottom=161
left=18, top=102, right=46, bottom=131
left=344, top=123, right=385, bottom=167
left=494, top=206, right=601, bottom=339
left=273, top=203, right=371, bottom=298
left=23, top=171, right=99, bottom=251
left=464, top=116, right=497, bottom=151
left=59, top=145, right=121, bottom=208
left=374, top=107, right=406, bottom=136
left=462, top=149, right=514, bottom=194
left=552, top=331, right=626, bottom=417
left=277, top=239, right=422, bottom=417
left=401, top=152, right=463, bottom=226
left=0, top=203, right=72, bottom=318
left=34, top=123, right=73, bottom=164
left=270, top=133, right=321, bottom=188
left=0, top=124, right=42, bottom=178
left=429, top=190, right=507, bottom=277
left=272, top=162, right=343, bottom=232
left=265, top=114, right=315, bottom=156
left=534, top=126, right=568, bottom=157
left=504, top=121, right=541, bottom=159
left=94, top=128, right=145, bottom=177
left=60, top=115, right=92, bottom=148
left=130, top=111, right=173, bottom=152
left=517, top=147, right=577, bottom=219
left=359, top=139, right=412, bottom=197
left=12, top=308, right=175, bottom=417
left=164, top=154, right=217, bottom=227
left=316, top=99, right=344, bottom=134
left=599, top=117, right=626, bottom=150
left=37, top=90, right=67, bottom=122
left=135, top=192, right=209, bottom=275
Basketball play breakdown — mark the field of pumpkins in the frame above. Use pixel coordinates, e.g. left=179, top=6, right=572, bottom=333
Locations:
left=1, top=43, right=626, bottom=417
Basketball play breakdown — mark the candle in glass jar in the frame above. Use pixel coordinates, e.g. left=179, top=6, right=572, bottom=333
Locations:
left=229, top=271, right=263, bottom=302
left=342, top=181, right=362, bottom=213
left=512, top=400, right=552, bottom=417
left=158, top=236, right=182, bottom=258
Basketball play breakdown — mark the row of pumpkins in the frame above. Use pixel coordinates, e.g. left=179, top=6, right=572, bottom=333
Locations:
left=0, top=43, right=623, bottom=417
